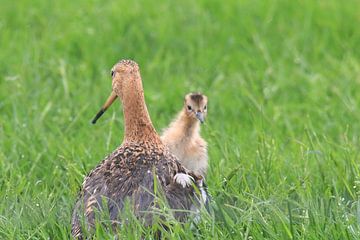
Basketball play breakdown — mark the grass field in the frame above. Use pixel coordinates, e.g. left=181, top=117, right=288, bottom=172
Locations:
left=1, top=0, right=360, bottom=239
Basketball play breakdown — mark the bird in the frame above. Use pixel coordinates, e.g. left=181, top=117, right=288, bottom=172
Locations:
left=71, top=60, right=206, bottom=239
left=161, top=93, right=208, bottom=177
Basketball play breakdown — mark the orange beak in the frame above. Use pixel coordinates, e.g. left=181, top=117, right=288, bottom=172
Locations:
left=91, top=92, right=117, bottom=124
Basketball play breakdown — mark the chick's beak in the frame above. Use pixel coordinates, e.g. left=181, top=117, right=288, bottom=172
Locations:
left=91, top=91, right=117, bottom=124
left=195, top=111, right=205, bottom=124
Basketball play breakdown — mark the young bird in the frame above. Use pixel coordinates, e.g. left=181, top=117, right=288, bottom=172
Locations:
left=161, top=93, right=208, bottom=177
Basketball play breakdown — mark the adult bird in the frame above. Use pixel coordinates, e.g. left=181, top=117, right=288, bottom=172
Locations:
left=71, top=60, right=206, bottom=239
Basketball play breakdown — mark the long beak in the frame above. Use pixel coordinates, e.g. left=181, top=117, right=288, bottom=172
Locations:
left=195, top=112, right=205, bottom=124
left=91, top=92, right=117, bottom=124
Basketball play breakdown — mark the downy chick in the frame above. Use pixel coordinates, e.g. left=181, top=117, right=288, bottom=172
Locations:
left=161, top=93, right=208, bottom=177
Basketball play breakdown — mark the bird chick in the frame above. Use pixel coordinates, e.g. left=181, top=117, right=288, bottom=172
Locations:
left=161, top=93, right=208, bottom=177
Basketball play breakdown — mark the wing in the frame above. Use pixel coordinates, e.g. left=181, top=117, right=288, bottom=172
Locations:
left=71, top=143, right=207, bottom=238
left=71, top=146, right=135, bottom=237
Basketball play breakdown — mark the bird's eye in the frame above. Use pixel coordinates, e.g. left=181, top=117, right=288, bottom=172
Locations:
left=187, top=105, right=192, bottom=111
left=204, top=105, right=207, bottom=110
left=111, top=70, right=115, bottom=77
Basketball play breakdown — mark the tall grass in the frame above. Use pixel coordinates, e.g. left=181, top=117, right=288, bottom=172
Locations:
left=1, top=0, right=360, bottom=238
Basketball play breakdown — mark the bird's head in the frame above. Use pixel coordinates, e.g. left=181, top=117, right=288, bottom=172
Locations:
left=184, top=93, right=208, bottom=124
left=91, top=59, right=140, bottom=124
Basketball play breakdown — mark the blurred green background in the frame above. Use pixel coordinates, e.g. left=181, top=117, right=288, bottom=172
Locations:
left=1, top=0, right=360, bottom=238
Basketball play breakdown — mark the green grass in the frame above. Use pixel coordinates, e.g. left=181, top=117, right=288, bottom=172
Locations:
left=1, top=0, right=360, bottom=238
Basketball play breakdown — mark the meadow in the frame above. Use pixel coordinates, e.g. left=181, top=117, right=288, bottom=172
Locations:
left=1, top=0, right=360, bottom=239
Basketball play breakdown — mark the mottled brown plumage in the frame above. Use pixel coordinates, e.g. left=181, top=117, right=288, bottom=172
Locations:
left=161, top=93, right=208, bottom=177
left=71, top=60, right=205, bottom=239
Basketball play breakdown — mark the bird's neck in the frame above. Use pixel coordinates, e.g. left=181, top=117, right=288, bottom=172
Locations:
left=120, top=77, right=161, bottom=145
left=175, top=109, right=200, bottom=138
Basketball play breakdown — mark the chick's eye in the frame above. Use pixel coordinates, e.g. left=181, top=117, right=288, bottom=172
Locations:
left=187, top=105, right=192, bottom=111
left=111, top=70, right=115, bottom=77
left=204, top=105, right=207, bottom=110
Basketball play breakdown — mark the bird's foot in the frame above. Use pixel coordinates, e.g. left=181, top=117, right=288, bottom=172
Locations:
left=174, top=173, right=194, bottom=188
